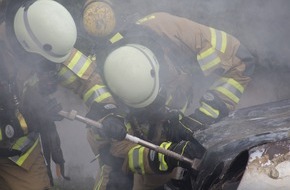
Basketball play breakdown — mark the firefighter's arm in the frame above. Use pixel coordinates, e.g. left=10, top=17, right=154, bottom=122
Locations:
left=142, top=13, right=255, bottom=125
left=193, top=28, right=255, bottom=125
left=149, top=13, right=255, bottom=125
left=112, top=123, right=206, bottom=175
left=58, top=48, right=127, bottom=140
left=114, top=139, right=206, bottom=175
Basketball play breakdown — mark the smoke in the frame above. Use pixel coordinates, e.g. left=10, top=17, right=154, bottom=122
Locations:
left=50, top=87, right=97, bottom=189
left=44, top=0, right=290, bottom=189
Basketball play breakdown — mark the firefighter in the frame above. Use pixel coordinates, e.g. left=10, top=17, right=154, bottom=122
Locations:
left=0, top=0, right=75, bottom=189
left=82, top=9, right=256, bottom=190
left=1, top=0, right=124, bottom=189
left=22, top=70, right=70, bottom=186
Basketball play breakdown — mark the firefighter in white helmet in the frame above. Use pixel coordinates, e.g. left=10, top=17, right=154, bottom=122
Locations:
left=103, top=44, right=160, bottom=108
left=81, top=11, right=256, bottom=189
left=1, top=0, right=127, bottom=189
left=12, top=0, right=77, bottom=63
left=0, top=0, right=76, bottom=189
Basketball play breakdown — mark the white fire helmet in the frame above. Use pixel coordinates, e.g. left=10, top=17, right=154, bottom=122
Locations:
left=104, top=44, right=160, bottom=108
left=13, top=0, right=77, bottom=63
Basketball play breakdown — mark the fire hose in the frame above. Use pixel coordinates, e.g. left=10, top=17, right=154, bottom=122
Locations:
left=58, top=110, right=201, bottom=170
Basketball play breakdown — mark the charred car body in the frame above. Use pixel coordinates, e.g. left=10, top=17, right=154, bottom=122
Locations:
left=188, top=99, right=290, bottom=190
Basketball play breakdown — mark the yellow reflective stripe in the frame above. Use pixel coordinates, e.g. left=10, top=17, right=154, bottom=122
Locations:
left=67, top=51, right=82, bottom=70
left=58, top=66, right=67, bottom=76
left=179, top=121, right=194, bottom=133
left=12, top=136, right=27, bottom=150
left=94, top=93, right=111, bottom=104
left=215, top=86, right=240, bottom=104
left=181, top=141, right=189, bottom=155
left=0, top=130, right=2, bottom=141
left=95, top=165, right=105, bottom=190
left=210, top=28, right=227, bottom=53
left=93, top=133, right=103, bottom=140
left=224, top=78, right=244, bottom=93
left=180, top=101, right=188, bottom=114
left=220, top=32, right=227, bottom=53
left=16, top=138, right=39, bottom=166
left=201, top=57, right=221, bottom=71
left=65, top=50, right=92, bottom=79
left=210, top=28, right=217, bottom=50
left=212, top=78, right=244, bottom=104
left=136, top=15, right=156, bottom=24
left=158, top=142, right=172, bottom=171
left=16, top=111, right=28, bottom=135
left=199, top=102, right=219, bottom=118
left=88, top=54, right=96, bottom=62
left=197, top=48, right=221, bottom=73
left=110, top=33, right=124, bottom=44
left=125, top=122, right=132, bottom=132
left=128, top=146, right=138, bottom=172
left=83, top=85, right=111, bottom=106
left=77, top=59, right=92, bottom=78
left=138, top=147, right=145, bottom=174
left=58, top=66, right=77, bottom=86
left=84, top=85, right=105, bottom=101
left=212, top=78, right=244, bottom=93
left=198, top=47, right=215, bottom=60
left=61, top=75, right=77, bottom=86
left=165, top=95, right=187, bottom=114
left=128, top=145, right=145, bottom=174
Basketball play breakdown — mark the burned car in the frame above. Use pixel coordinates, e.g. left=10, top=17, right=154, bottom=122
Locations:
left=190, top=99, right=290, bottom=190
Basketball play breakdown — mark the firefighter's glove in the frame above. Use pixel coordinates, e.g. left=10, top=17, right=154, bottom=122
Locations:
left=180, top=114, right=206, bottom=138
left=193, top=91, right=229, bottom=125
left=166, top=140, right=206, bottom=170
left=101, top=115, right=127, bottom=140
left=164, top=110, right=205, bottom=142
left=41, top=98, right=64, bottom=122
left=86, top=103, right=127, bottom=141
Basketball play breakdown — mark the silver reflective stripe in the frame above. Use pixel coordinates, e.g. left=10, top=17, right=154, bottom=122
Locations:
left=9, top=136, right=37, bottom=163
left=197, top=48, right=221, bottom=75
left=85, top=86, right=110, bottom=107
left=215, top=82, right=243, bottom=99
left=12, top=136, right=33, bottom=151
left=211, top=78, right=244, bottom=104
left=129, top=145, right=145, bottom=174
left=132, top=147, right=142, bottom=173
left=9, top=155, right=19, bottom=163
left=69, top=54, right=88, bottom=75
left=210, top=28, right=227, bottom=53
left=198, top=51, right=219, bottom=68
left=58, top=67, right=75, bottom=83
